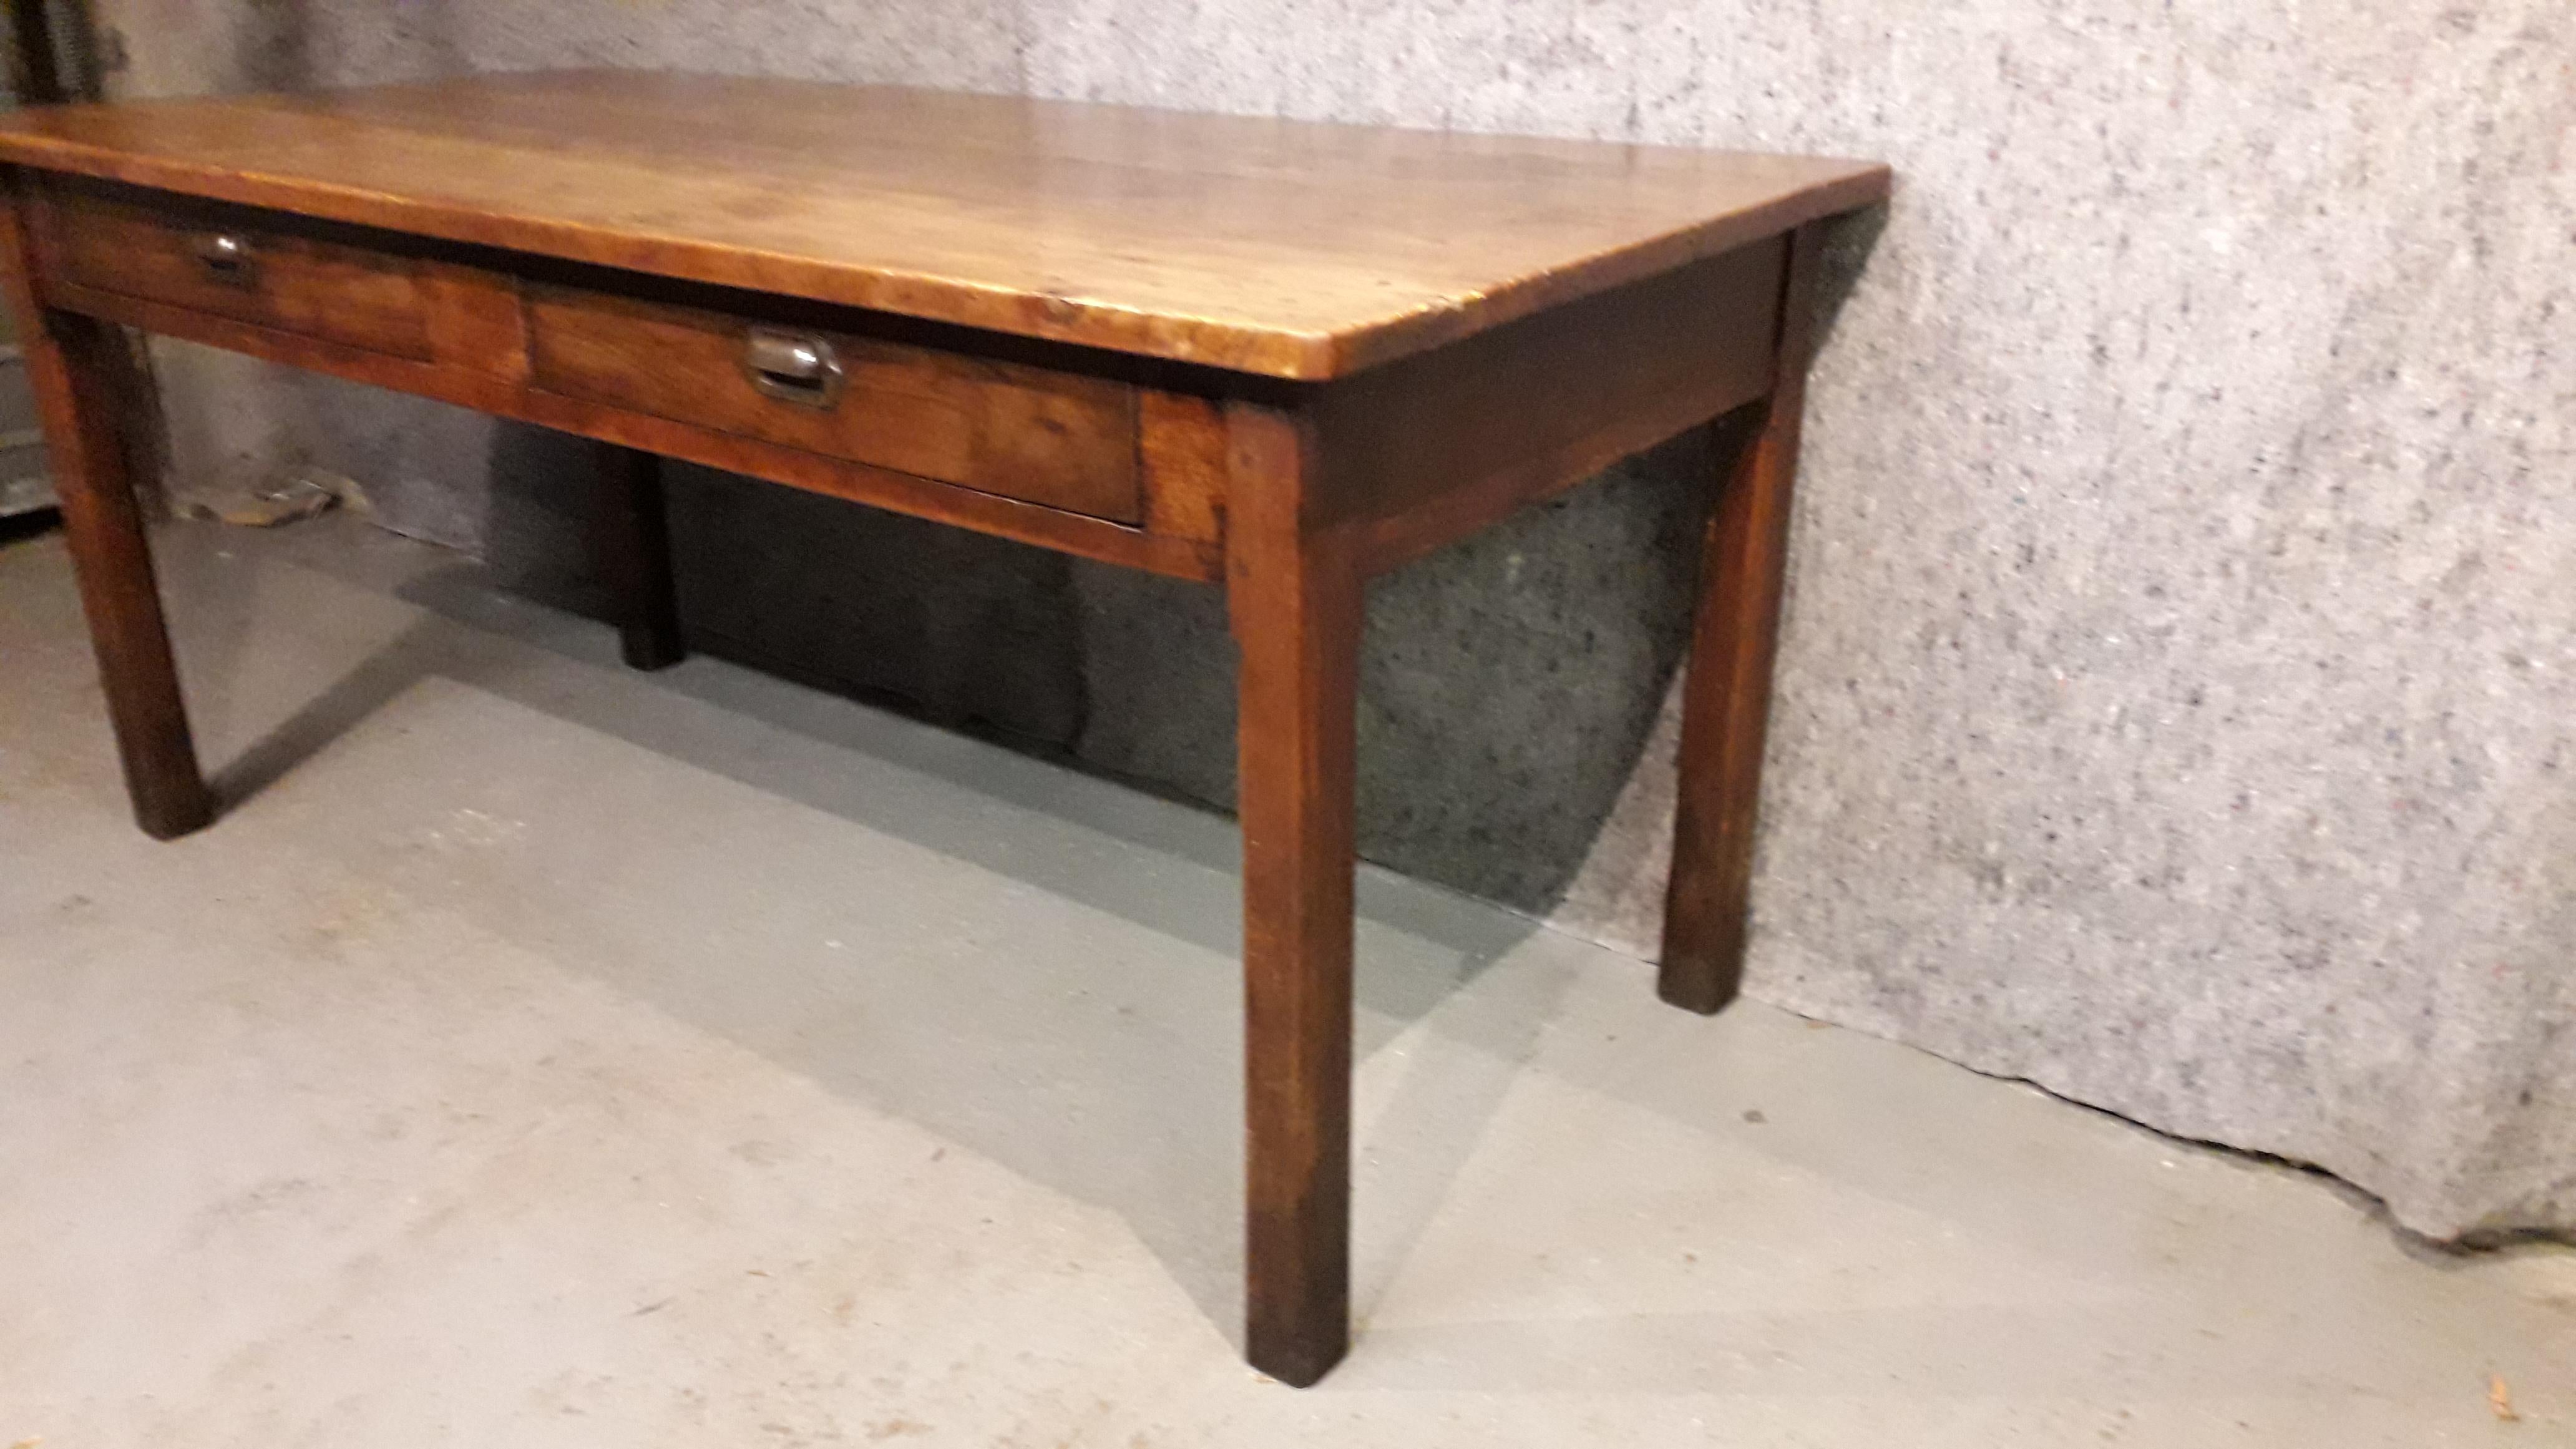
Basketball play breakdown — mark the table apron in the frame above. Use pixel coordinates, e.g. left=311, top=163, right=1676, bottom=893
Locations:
left=9, top=173, right=1800, bottom=590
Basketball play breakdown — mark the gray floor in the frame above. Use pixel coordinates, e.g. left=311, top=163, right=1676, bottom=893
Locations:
left=1, top=515, right=2567, bottom=1447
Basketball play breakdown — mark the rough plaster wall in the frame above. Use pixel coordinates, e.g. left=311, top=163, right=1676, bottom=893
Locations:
left=90, top=1, right=2575, bottom=1238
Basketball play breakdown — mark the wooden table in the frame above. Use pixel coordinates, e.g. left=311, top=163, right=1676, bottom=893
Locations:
left=0, top=72, right=1886, bottom=1385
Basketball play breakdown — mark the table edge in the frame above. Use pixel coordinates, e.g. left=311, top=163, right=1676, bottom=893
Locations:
left=0, top=126, right=1890, bottom=381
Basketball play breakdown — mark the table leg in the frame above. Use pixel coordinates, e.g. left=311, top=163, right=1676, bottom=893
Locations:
left=590, top=441, right=685, bottom=670
left=1227, top=402, right=1358, bottom=1387
left=23, top=307, right=213, bottom=840
left=1659, top=224, right=1824, bottom=1014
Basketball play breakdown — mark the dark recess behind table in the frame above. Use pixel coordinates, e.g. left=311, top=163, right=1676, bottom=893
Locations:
left=469, top=407, right=1724, bottom=922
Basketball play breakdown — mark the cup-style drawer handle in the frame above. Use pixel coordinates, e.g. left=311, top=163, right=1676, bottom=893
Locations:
left=741, top=328, right=846, bottom=409
left=190, top=232, right=257, bottom=287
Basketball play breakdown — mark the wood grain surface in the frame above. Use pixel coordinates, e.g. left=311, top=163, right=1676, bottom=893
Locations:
left=34, top=275, right=1222, bottom=582
left=527, top=285, right=1143, bottom=523
left=1658, top=223, right=1827, bottom=1014
left=1227, top=401, right=1360, bottom=1387
left=0, top=204, right=212, bottom=839
left=0, top=71, right=1888, bottom=379
left=44, top=183, right=434, bottom=359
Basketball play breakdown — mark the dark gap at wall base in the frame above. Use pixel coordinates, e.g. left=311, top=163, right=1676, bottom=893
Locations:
left=462, top=415, right=1717, bottom=925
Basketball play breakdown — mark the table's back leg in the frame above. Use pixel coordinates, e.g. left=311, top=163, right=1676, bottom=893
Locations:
left=22, top=306, right=213, bottom=840
left=1659, top=223, right=1825, bottom=1014
left=1226, top=401, right=1359, bottom=1387
left=590, top=441, right=686, bottom=671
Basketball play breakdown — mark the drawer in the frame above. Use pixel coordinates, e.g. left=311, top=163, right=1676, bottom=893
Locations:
left=46, top=186, right=433, bottom=359
left=527, top=288, right=1142, bottom=524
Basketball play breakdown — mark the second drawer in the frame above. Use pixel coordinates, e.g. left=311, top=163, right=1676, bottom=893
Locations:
left=527, top=288, right=1142, bottom=524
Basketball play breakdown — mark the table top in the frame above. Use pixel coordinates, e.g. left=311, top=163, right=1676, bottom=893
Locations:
left=0, top=71, right=1887, bottom=379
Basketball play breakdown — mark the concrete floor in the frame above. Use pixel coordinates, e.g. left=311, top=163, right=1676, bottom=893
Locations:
left=1, top=514, right=2567, bottom=1447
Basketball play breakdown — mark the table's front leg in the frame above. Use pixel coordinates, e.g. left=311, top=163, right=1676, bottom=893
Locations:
left=1226, top=401, right=1359, bottom=1387
left=16, top=298, right=213, bottom=841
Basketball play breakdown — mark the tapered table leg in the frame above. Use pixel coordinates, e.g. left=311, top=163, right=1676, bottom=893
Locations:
left=1658, top=223, right=1826, bottom=1013
left=1226, top=402, right=1359, bottom=1387
left=22, top=306, right=212, bottom=840
left=591, top=441, right=685, bottom=671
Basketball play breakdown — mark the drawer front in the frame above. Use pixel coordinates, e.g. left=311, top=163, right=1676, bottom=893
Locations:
left=528, top=289, right=1141, bottom=524
left=47, top=187, right=432, bottom=359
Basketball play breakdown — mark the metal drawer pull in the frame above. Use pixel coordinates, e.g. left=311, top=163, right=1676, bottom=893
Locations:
left=190, top=232, right=257, bottom=287
left=741, top=328, right=846, bottom=408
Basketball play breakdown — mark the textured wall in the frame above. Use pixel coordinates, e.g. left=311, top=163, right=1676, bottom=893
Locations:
left=89, top=0, right=2575, bottom=1239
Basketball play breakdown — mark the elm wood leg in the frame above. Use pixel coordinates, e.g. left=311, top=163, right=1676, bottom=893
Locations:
left=590, top=441, right=686, bottom=670
left=1226, top=402, right=1360, bottom=1387
left=1658, top=223, right=1827, bottom=1014
left=22, top=307, right=213, bottom=840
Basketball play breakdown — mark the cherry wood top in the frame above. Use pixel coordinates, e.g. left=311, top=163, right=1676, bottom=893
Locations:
left=0, top=71, right=1888, bottom=379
